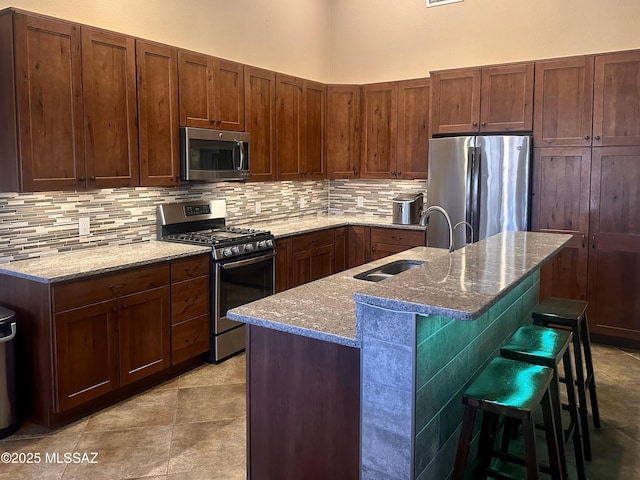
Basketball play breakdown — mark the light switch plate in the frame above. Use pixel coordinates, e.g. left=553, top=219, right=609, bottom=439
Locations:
left=79, top=217, right=90, bottom=236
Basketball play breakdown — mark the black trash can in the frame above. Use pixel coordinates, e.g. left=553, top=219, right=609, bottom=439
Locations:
left=0, top=306, right=18, bottom=439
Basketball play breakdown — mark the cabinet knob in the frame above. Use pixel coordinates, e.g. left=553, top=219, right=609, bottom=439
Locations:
left=595, top=135, right=601, bottom=140
left=78, top=177, right=86, bottom=182
left=584, top=135, right=590, bottom=140
left=89, top=176, right=96, bottom=181
left=481, top=121, right=486, bottom=126
left=472, top=121, right=478, bottom=127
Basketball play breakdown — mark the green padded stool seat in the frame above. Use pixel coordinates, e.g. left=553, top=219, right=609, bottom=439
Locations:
left=501, top=324, right=586, bottom=480
left=532, top=297, right=601, bottom=461
left=452, top=357, right=562, bottom=480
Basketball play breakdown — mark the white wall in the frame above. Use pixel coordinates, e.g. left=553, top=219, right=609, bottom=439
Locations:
left=0, top=0, right=333, bottom=82
left=2, top=0, right=639, bottom=84
left=330, top=0, right=640, bottom=83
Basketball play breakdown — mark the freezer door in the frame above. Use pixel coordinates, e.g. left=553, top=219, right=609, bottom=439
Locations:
left=427, top=136, right=474, bottom=249
left=475, top=135, right=531, bottom=240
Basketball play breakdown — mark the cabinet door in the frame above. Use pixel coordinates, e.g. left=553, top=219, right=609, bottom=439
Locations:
left=430, top=68, right=481, bottom=135
left=82, top=28, right=139, bottom=188
left=246, top=66, right=276, bottom=181
left=361, top=82, right=398, bottom=178
left=593, top=51, right=640, bottom=146
left=213, top=58, right=245, bottom=131
left=13, top=14, right=85, bottom=191
left=588, top=147, right=640, bottom=345
left=178, top=50, right=215, bottom=128
left=533, top=56, right=594, bottom=147
left=292, top=245, right=334, bottom=287
left=370, top=228, right=425, bottom=261
left=347, top=226, right=371, bottom=268
left=275, top=238, right=292, bottom=293
left=276, top=74, right=304, bottom=180
left=532, top=147, right=591, bottom=301
left=118, top=286, right=171, bottom=386
left=327, top=85, right=361, bottom=179
left=334, top=227, right=347, bottom=273
left=397, top=78, right=429, bottom=179
left=480, top=63, right=534, bottom=132
left=55, top=300, right=119, bottom=411
left=303, top=80, right=326, bottom=179
left=136, top=40, right=180, bottom=186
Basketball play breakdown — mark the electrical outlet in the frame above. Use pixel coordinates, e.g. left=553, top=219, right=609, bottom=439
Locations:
left=357, top=196, right=364, bottom=207
left=300, top=197, right=307, bottom=209
left=255, top=201, right=262, bottom=214
left=79, top=217, right=90, bottom=236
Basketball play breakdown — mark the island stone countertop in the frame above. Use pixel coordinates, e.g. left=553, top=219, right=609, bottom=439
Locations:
left=227, top=231, right=571, bottom=347
left=0, top=241, right=211, bottom=283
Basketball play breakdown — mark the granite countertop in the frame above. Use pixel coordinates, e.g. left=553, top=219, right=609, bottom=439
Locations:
left=0, top=241, right=211, bottom=284
left=227, top=231, right=571, bottom=347
left=245, top=214, right=427, bottom=238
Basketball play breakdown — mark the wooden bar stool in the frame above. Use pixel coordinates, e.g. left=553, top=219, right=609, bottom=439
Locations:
left=501, top=324, right=586, bottom=480
left=452, top=357, right=562, bottom=480
left=532, top=297, right=601, bottom=461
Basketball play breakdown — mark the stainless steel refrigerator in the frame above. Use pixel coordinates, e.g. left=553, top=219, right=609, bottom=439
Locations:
left=426, top=135, right=532, bottom=249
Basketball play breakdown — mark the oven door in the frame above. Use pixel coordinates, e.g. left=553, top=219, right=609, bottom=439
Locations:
left=214, top=251, right=275, bottom=334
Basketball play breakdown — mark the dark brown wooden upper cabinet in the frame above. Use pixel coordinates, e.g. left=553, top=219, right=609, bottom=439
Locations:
left=360, top=79, right=428, bottom=179
left=136, top=40, right=180, bottom=187
left=397, top=78, right=430, bottom=179
left=82, top=27, right=139, bottom=188
left=430, top=68, right=481, bottom=135
left=593, top=50, right=640, bottom=146
left=2, top=12, right=85, bottom=192
left=303, top=80, right=326, bottom=180
left=360, top=82, right=398, bottom=179
left=326, top=85, right=361, bottom=179
left=275, top=74, right=326, bottom=180
left=276, top=74, right=304, bottom=180
left=177, top=50, right=245, bottom=131
left=245, top=66, right=276, bottom=181
left=533, top=56, right=595, bottom=147
left=430, top=63, right=533, bottom=135
left=480, top=63, right=534, bottom=132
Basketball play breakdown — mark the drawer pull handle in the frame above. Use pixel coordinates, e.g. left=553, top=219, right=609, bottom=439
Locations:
left=109, top=284, right=126, bottom=294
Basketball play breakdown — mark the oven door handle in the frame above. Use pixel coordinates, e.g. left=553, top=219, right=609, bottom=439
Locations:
left=220, top=252, right=276, bottom=270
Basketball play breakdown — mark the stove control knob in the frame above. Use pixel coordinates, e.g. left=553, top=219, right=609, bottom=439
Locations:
left=245, top=243, right=255, bottom=252
left=223, top=248, right=232, bottom=257
left=232, top=246, right=241, bottom=255
left=257, top=240, right=266, bottom=249
left=266, top=239, right=273, bottom=248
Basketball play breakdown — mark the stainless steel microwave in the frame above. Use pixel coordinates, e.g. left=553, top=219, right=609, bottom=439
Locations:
left=180, top=127, right=250, bottom=182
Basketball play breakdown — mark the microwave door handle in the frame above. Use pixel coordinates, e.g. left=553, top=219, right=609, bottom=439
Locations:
left=235, top=141, right=245, bottom=171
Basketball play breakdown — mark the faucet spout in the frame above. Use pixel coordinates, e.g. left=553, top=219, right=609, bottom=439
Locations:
left=420, top=205, right=454, bottom=253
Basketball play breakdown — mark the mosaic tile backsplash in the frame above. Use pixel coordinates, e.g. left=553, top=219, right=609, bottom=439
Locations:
left=0, top=179, right=428, bottom=263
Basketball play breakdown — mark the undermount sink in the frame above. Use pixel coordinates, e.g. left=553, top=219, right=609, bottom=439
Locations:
left=353, top=259, right=426, bottom=282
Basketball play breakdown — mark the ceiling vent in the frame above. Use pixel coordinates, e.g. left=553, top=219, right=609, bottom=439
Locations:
left=427, top=0, right=463, bottom=7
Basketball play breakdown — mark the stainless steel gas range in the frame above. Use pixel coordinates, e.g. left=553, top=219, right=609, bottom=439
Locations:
left=157, top=200, right=274, bottom=363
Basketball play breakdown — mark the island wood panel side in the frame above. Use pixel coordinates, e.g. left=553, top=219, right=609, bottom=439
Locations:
left=0, top=275, right=53, bottom=425
left=246, top=325, right=360, bottom=480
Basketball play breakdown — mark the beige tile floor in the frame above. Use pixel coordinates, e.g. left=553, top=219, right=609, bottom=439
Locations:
left=0, top=343, right=638, bottom=479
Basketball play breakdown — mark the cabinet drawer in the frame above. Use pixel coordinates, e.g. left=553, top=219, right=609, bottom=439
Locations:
left=171, top=275, right=210, bottom=325
left=172, top=314, right=210, bottom=364
left=53, top=264, right=170, bottom=313
left=291, top=230, right=335, bottom=252
left=370, top=228, right=425, bottom=246
left=171, top=254, right=210, bottom=283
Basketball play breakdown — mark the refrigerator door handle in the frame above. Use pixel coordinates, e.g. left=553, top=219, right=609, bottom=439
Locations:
left=471, top=146, right=481, bottom=240
left=465, top=148, right=474, bottom=244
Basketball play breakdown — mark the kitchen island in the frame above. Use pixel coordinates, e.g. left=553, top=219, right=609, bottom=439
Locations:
left=227, top=231, right=571, bottom=479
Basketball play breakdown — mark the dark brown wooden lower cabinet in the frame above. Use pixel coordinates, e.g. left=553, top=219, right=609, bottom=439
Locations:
left=246, top=325, right=360, bottom=479
left=587, top=147, right=640, bottom=346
